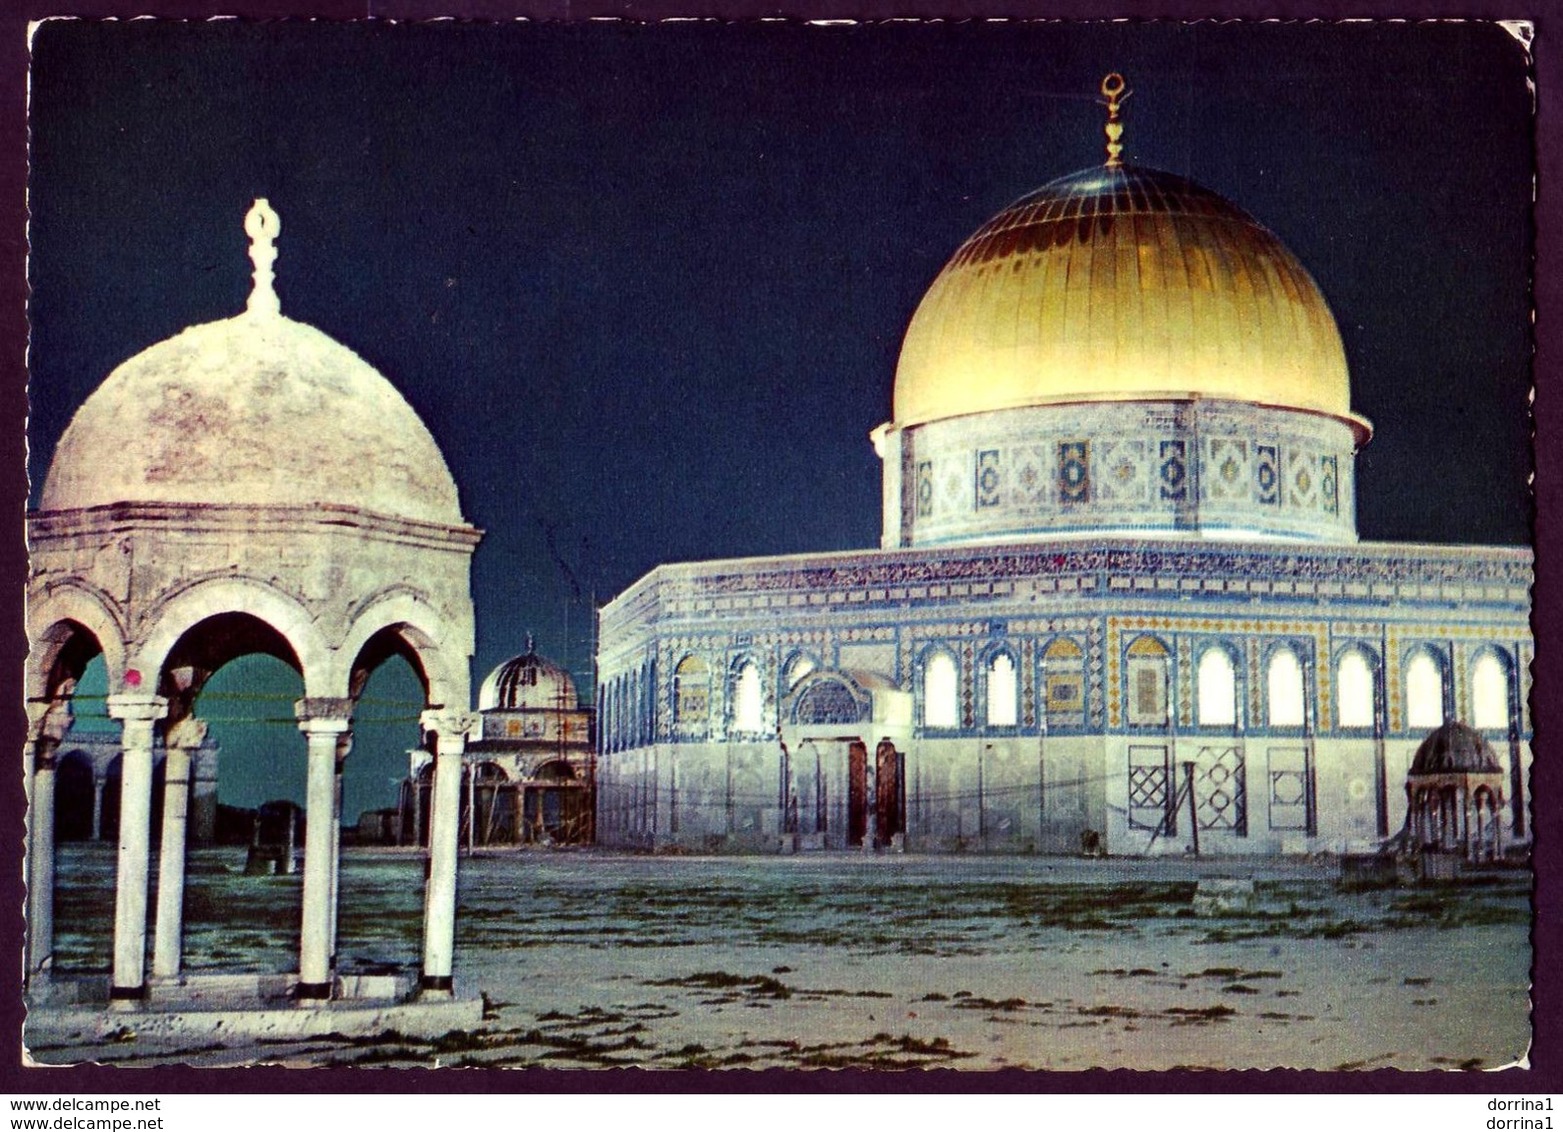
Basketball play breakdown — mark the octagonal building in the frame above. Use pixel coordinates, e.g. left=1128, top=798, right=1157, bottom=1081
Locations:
left=594, top=80, right=1532, bottom=857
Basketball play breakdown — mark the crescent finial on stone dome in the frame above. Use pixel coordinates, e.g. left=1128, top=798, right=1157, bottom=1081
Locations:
left=244, top=198, right=282, bottom=317
left=1101, top=72, right=1128, bottom=167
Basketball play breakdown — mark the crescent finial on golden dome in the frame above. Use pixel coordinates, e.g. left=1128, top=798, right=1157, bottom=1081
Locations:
left=1101, top=72, right=1128, bottom=167
left=244, top=198, right=281, bottom=317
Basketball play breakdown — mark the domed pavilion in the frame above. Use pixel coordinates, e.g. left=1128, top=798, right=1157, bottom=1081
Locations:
left=397, top=643, right=595, bottom=849
left=25, top=200, right=482, bottom=1022
left=595, top=76, right=1532, bottom=857
left=1404, top=722, right=1507, bottom=861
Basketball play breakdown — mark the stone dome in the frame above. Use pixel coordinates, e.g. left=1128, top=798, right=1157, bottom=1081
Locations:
left=478, top=648, right=579, bottom=712
left=894, top=164, right=1370, bottom=442
left=1409, top=722, right=1503, bottom=776
left=40, top=201, right=464, bottom=527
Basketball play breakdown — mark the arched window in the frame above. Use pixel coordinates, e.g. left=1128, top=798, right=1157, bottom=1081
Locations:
left=732, top=661, right=764, bottom=734
left=784, top=653, right=816, bottom=690
left=1125, top=636, right=1169, bottom=727
left=673, top=654, right=710, bottom=736
left=1405, top=650, right=1445, bottom=730
left=1471, top=652, right=1510, bottom=731
left=1043, top=637, right=1086, bottom=726
left=1267, top=647, right=1305, bottom=728
left=923, top=651, right=959, bottom=730
left=1337, top=649, right=1375, bottom=728
left=1197, top=647, right=1238, bottom=727
left=986, top=653, right=1017, bottom=727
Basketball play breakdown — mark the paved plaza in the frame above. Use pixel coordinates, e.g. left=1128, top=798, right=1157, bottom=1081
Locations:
left=31, top=846, right=1531, bottom=1071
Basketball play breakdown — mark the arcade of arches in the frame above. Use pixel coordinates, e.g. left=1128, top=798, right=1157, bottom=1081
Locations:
left=25, top=200, right=481, bottom=1006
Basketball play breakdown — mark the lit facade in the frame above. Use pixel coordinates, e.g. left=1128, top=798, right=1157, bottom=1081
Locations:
left=594, top=83, right=1532, bottom=857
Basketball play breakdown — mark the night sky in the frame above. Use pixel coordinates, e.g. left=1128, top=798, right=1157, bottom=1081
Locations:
left=26, top=21, right=1534, bottom=818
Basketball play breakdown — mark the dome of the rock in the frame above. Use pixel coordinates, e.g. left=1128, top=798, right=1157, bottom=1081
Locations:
left=894, top=164, right=1369, bottom=442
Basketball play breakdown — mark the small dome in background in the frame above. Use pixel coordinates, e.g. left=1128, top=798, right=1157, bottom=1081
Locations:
left=1409, top=722, right=1503, bottom=776
left=478, top=645, right=579, bottom=712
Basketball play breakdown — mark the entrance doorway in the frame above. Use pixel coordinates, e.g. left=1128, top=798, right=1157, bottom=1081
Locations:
left=875, top=740, right=905, bottom=845
left=847, top=742, right=868, bottom=846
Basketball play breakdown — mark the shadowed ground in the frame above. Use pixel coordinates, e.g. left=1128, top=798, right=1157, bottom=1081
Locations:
left=32, top=846, right=1531, bottom=1070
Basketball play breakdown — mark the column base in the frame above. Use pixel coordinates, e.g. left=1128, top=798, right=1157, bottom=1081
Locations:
left=109, top=984, right=145, bottom=1006
left=294, top=981, right=333, bottom=1001
left=418, top=975, right=454, bottom=996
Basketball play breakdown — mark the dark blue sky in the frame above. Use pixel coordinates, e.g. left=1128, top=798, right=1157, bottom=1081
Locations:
left=27, top=21, right=1534, bottom=815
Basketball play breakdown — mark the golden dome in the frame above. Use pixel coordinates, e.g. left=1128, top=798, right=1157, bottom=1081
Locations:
left=894, top=165, right=1368, bottom=439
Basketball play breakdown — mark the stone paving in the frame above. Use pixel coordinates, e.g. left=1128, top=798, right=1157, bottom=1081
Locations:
left=30, top=844, right=1532, bottom=1070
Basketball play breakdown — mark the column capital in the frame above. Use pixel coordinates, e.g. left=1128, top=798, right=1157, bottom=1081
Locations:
left=105, top=694, right=169, bottom=724
left=298, top=716, right=353, bottom=740
left=165, top=716, right=209, bottom=752
left=295, top=697, right=355, bottom=723
left=420, top=709, right=477, bottom=741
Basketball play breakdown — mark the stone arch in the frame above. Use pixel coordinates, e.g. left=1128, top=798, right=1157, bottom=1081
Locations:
left=790, top=671, right=869, bottom=727
left=727, top=655, right=766, bottom=735
left=1403, top=645, right=1449, bottom=731
left=781, top=649, right=820, bottom=692
left=134, top=576, right=329, bottom=698
left=1040, top=635, right=1087, bottom=726
left=27, top=583, right=128, bottom=704
left=672, top=653, right=712, bottom=739
left=337, top=590, right=469, bottom=711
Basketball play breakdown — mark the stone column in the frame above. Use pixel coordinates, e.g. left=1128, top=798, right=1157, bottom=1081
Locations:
left=152, top=717, right=206, bottom=981
left=420, top=711, right=473, bottom=997
left=295, top=700, right=352, bottom=1001
left=328, top=732, right=351, bottom=973
left=92, top=775, right=106, bottom=842
left=105, top=694, right=169, bottom=1003
left=27, top=694, right=73, bottom=982
left=28, top=745, right=59, bottom=980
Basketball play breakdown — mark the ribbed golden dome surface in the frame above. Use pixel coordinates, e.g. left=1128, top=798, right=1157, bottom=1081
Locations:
left=894, top=165, right=1356, bottom=430
left=40, top=310, right=465, bottom=526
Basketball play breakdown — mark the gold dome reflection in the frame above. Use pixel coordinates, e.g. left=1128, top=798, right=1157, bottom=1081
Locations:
left=894, top=165, right=1368, bottom=441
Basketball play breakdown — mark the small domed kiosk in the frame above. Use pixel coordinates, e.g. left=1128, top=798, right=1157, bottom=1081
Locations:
left=398, top=642, right=596, bottom=848
left=26, top=200, right=482, bottom=1033
left=1405, top=722, right=1507, bottom=862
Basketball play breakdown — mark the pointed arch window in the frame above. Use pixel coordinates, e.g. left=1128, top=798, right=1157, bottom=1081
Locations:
left=1337, top=649, right=1375, bottom=729
left=1405, top=651, right=1445, bottom=730
left=923, top=651, right=959, bottom=730
left=1197, top=647, right=1237, bottom=727
left=985, top=653, right=1017, bottom=727
left=1471, top=652, right=1510, bottom=732
left=1266, top=647, right=1305, bottom=728
left=732, top=661, right=764, bottom=734
left=784, top=653, right=816, bottom=691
